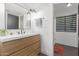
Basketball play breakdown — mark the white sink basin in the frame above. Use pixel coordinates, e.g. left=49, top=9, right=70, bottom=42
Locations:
left=0, top=33, right=39, bottom=42
left=0, top=34, right=22, bottom=42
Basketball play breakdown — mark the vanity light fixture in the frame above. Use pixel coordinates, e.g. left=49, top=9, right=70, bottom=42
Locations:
left=27, top=9, right=37, bottom=15
left=29, top=9, right=37, bottom=13
left=67, top=3, right=72, bottom=7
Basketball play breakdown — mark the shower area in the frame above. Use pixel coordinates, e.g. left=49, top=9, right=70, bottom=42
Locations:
left=54, top=3, right=78, bottom=56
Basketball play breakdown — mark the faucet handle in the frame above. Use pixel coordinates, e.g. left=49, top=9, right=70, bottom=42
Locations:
left=17, top=32, right=20, bottom=34
left=24, top=32, right=26, bottom=34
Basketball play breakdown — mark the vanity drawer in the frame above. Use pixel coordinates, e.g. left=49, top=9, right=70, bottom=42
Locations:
left=11, top=42, right=40, bottom=56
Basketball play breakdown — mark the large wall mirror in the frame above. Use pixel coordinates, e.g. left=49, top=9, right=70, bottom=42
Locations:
left=5, top=3, right=32, bottom=35
left=5, top=3, right=25, bottom=35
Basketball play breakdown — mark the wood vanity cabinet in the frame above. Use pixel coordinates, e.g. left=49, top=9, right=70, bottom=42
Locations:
left=0, top=35, right=41, bottom=56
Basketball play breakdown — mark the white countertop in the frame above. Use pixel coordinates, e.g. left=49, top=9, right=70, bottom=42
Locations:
left=0, top=33, right=39, bottom=42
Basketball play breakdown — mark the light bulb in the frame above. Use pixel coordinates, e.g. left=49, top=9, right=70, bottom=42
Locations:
left=67, top=3, right=72, bottom=7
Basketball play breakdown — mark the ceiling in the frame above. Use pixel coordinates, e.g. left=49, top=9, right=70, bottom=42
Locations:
left=54, top=3, right=78, bottom=15
left=5, top=3, right=50, bottom=16
left=5, top=3, right=77, bottom=16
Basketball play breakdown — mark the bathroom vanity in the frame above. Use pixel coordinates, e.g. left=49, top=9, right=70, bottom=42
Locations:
left=0, top=3, right=41, bottom=56
left=0, top=34, right=41, bottom=56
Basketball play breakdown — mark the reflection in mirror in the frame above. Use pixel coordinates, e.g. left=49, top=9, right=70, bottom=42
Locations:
left=5, top=3, right=33, bottom=35
left=19, top=16, right=23, bottom=29
left=26, top=20, right=31, bottom=30
left=7, top=14, right=19, bottom=29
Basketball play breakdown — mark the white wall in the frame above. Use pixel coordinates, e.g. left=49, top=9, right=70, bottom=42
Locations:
left=0, top=3, right=5, bottom=29
left=54, top=3, right=78, bottom=47
left=40, top=4, right=53, bottom=56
